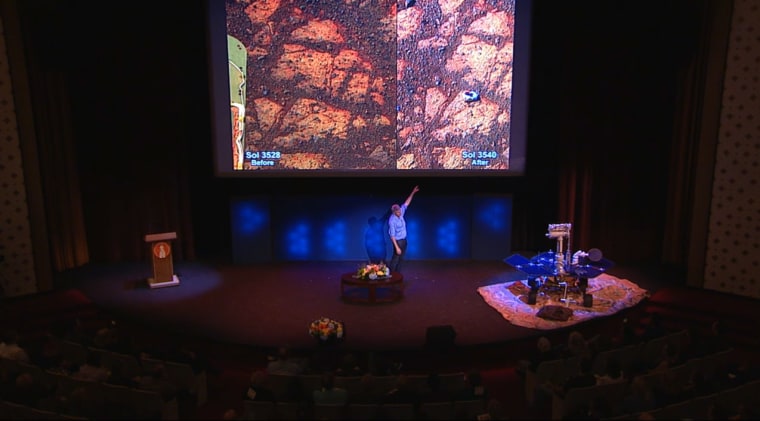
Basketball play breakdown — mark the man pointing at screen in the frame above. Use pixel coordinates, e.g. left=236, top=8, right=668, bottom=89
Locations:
left=388, top=185, right=420, bottom=274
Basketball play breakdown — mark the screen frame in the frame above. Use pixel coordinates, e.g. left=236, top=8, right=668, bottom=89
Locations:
left=206, top=0, right=532, bottom=178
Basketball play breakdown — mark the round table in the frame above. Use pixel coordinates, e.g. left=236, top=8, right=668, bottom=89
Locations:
left=340, top=272, right=404, bottom=303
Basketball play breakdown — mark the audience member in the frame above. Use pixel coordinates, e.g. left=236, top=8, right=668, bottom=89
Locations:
left=0, top=329, right=31, bottom=362
left=63, top=385, right=102, bottom=419
left=725, top=357, right=760, bottom=386
left=137, top=363, right=178, bottom=402
left=533, top=336, right=561, bottom=366
left=707, top=401, right=735, bottom=420
left=177, top=344, right=216, bottom=375
left=485, top=398, right=508, bottom=420
left=0, top=364, right=15, bottom=399
left=616, top=317, right=643, bottom=346
left=677, top=326, right=703, bottom=361
left=278, top=375, right=308, bottom=403
left=563, top=330, right=592, bottom=360
left=616, top=344, right=650, bottom=380
left=367, top=351, right=403, bottom=376
left=649, top=343, right=681, bottom=372
left=680, top=322, right=727, bottom=361
left=621, top=376, right=658, bottom=415
left=349, top=373, right=384, bottom=404
left=382, top=373, right=421, bottom=406
left=588, top=328, right=616, bottom=354
left=701, top=319, right=731, bottom=354
left=517, top=336, right=561, bottom=378
left=684, top=367, right=715, bottom=398
left=222, top=408, right=241, bottom=420
left=267, top=347, right=307, bottom=375
left=244, top=369, right=276, bottom=402
left=637, top=411, right=656, bottom=420
left=729, top=403, right=757, bottom=420
left=72, top=350, right=110, bottom=382
left=585, top=333, right=604, bottom=357
left=641, top=312, right=667, bottom=341
left=563, top=402, right=594, bottom=420
left=651, top=369, right=685, bottom=407
left=419, top=372, right=453, bottom=403
left=94, top=320, right=135, bottom=354
left=595, top=357, right=625, bottom=385
left=588, top=395, right=614, bottom=419
left=34, top=329, right=65, bottom=370
left=5, top=371, right=54, bottom=407
left=105, top=359, right=139, bottom=388
left=335, top=352, right=364, bottom=376
left=63, top=317, right=93, bottom=346
left=37, top=390, right=70, bottom=414
left=312, top=372, right=348, bottom=405
left=555, top=357, right=596, bottom=397
left=46, top=356, right=77, bottom=377
left=154, top=341, right=216, bottom=375
left=454, top=370, right=488, bottom=401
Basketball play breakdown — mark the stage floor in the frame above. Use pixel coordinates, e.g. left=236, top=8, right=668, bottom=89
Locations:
left=58, top=260, right=668, bottom=352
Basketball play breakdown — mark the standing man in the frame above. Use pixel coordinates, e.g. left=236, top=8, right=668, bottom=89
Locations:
left=388, top=185, right=419, bottom=274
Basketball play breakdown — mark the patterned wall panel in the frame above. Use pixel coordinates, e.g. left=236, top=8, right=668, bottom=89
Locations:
left=0, top=15, right=38, bottom=297
left=704, top=0, right=760, bottom=298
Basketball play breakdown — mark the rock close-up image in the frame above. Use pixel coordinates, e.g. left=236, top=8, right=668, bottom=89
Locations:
left=225, top=0, right=517, bottom=171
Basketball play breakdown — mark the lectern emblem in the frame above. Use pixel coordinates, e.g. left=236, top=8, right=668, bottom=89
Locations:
left=153, top=242, right=171, bottom=259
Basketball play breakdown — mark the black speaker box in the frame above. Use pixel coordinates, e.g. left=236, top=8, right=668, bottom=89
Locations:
left=527, top=290, right=537, bottom=305
left=578, top=277, right=589, bottom=292
left=425, top=325, right=456, bottom=350
left=583, top=293, right=593, bottom=307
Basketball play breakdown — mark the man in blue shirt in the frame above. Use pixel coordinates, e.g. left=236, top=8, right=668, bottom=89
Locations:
left=388, top=185, right=419, bottom=274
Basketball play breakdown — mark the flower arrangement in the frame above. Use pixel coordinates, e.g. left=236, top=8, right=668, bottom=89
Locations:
left=309, top=317, right=344, bottom=340
left=356, top=262, right=390, bottom=280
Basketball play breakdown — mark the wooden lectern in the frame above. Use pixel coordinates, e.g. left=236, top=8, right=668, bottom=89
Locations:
left=144, top=232, right=180, bottom=289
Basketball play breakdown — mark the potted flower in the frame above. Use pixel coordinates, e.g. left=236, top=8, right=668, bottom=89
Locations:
left=356, top=262, right=390, bottom=280
left=309, top=317, right=344, bottom=343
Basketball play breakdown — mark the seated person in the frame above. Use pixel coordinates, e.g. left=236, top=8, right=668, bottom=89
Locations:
left=0, top=329, right=31, bottom=363
left=383, top=374, right=421, bottom=406
left=267, top=347, right=307, bottom=375
left=335, top=353, right=364, bottom=377
left=244, top=369, right=276, bottom=401
left=105, top=360, right=139, bottom=387
left=596, top=357, right=626, bottom=385
left=640, top=312, right=668, bottom=341
left=551, top=357, right=596, bottom=397
left=6, top=372, right=54, bottom=407
left=420, top=373, right=453, bottom=403
left=137, top=363, right=178, bottom=402
left=312, top=372, right=348, bottom=405
left=349, top=373, right=385, bottom=404
left=454, top=370, right=488, bottom=402
left=517, top=336, right=561, bottom=378
left=72, top=351, right=110, bottom=382
left=622, top=376, right=658, bottom=415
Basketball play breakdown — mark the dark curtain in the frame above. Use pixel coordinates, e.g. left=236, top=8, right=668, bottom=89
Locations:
left=662, top=0, right=734, bottom=284
left=31, top=72, right=90, bottom=271
left=554, top=0, right=731, bottom=268
left=15, top=0, right=200, bottom=267
left=64, top=4, right=201, bottom=264
left=14, top=2, right=89, bottom=272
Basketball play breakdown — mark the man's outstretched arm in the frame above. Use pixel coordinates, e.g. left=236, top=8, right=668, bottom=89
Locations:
left=403, top=185, right=420, bottom=207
